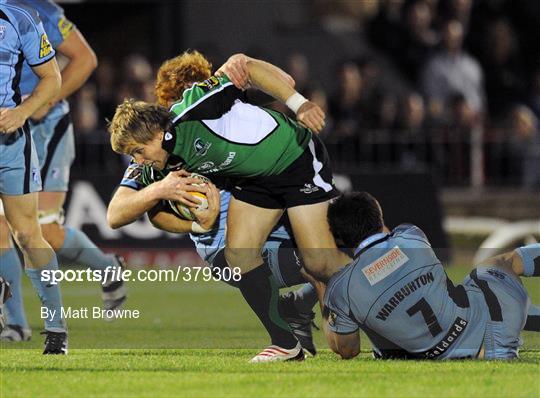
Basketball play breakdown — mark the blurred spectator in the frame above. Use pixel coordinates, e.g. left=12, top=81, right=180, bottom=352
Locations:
left=368, top=0, right=405, bottom=56
left=438, top=0, right=472, bottom=31
left=286, top=52, right=311, bottom=94
left=94, top=58, right=117, bottom=128
left=315, top=0, right=376, bottom=33
left=480, top=18, right=526, bottom=118
left=72, top=84, right=99, bottom=134
left=358, top=57, right=386, bottom=114
left=421, top=19, right=484, bottom=119
left=328, top=60, right=365, bottom=143
left=398, top=0, right=439, bottom=83
left=373, top=92, right=398, bottom=131
left=509, top=106, right=540, bottom=190
left=394, top=92, right=432, bottom=170
left=305, top=85, right=334, bottom=140
left=437, top=93, right=477, bottom=185
left=117, top=54, right=154, bottom=103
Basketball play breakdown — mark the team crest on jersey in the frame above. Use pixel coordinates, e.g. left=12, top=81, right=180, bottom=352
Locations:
left=197, top=161, right=215, bottom=171
left=0, top=26, right=5, bottom=41
left=194, top=138, right=211, bottom=156
left=57, top=17, right=74, bottom=39
left=39, top=34, right=52, bottom=58
left=196, top=76, right=220, bottom=92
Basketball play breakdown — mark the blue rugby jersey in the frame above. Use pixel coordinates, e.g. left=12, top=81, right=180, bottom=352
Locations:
left=0, top=0, right=55, bottom=108
left=19, top=0, right=73, bottom=118
left=324, top=224, right=489, bottom=359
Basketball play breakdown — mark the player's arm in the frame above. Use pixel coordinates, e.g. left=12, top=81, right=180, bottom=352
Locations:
left=245, top=58, right=325, bottom=133
left=32, top=28, right=97, bottom=120
left=216, top=53, right=295, bottom=91
left=217, top=54, right=296, bottom=107
left=107, top=171, right=207, bottom=229
left=0, top=59, right=61, bottom=133
left=148, top=209, right=192, bottom=233
left=310, top=277, right=360, bottom=359
left=476, top=244, right=540, bottom=277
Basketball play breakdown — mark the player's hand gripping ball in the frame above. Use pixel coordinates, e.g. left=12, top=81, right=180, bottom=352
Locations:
left=168, top=173, right=209, bottom=221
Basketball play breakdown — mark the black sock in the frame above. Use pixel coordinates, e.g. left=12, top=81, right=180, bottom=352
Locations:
left=238, top=261, right=297, bottom=349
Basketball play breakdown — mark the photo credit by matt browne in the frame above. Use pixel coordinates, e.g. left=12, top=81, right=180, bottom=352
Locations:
left=41, top=306, right=140, bottom=320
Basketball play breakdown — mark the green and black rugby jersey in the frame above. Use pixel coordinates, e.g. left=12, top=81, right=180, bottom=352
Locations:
left=163, top=75, right=312, bottom=177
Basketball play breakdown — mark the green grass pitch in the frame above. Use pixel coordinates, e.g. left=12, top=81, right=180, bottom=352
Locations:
left=1, top=265, right=539, bottom=397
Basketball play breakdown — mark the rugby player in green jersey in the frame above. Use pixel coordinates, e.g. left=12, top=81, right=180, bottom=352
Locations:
left=109, top=52, right=351, bottom=362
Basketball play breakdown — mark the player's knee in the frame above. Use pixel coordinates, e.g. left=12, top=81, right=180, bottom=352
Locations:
left=301, top=255, right=333, bottom=281
left=40, top=223, right=65, bottom=251
left=224, top=247, right=261, bottom=271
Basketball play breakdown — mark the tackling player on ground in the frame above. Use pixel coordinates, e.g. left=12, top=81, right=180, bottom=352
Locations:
left=315, top=192, right=539, bottom=360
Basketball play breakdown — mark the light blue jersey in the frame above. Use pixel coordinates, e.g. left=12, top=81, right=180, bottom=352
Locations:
left=19, top=0, right=72, bottom=120
left=324, top=224, right=489, bottom=359
left=0, top=0, right=55, bottom=109
left=0, top=0, right=52, bottom=194
left=17, top=0, right=75, bottom=191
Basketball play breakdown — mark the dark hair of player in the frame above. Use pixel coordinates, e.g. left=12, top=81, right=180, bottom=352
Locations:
left=327, top=191, right=384, bottom=250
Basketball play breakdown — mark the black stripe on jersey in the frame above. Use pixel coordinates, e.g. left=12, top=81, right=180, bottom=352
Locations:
left=22, top=122, right=32, bottom=194
left=11, top=52, right=24, bottom=106
left=445, top=276, right=470, bottom=308
left=40, top=113, right=71, bottom=185
left=27, top=56, right=56, bottom=68
left=0, top=9, right=12, bottom=23
left=470, top=269, right=503, bottom=322
left=173, top=83, right=244, bottom=124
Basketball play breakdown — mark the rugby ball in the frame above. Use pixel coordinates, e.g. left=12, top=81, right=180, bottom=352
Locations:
left=168, top=173, right=209, bottom=221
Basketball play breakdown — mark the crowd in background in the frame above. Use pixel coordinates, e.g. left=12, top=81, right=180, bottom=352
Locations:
left=68, top=0, right=540, bottom=190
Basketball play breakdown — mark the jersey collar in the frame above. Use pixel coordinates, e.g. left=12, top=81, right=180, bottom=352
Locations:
left=354, top=232, right=389, bottom=258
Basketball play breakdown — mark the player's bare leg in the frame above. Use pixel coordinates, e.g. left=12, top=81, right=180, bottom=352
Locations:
left=287, top=201, right=351, bottom=281
left=2, top=193, right=56, bottom=268
left=226, top=197, right=302, bottom=361
left=1, top=192, right=67, bottom=353
left=225, top=197, right=283, bottom=273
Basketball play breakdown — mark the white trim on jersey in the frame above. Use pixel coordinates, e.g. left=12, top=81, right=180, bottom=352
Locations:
left=308, top=139, right=333, bottom=192
left=170, top=81, right=235, bottom=124
left=202, top=102, right=278, bottom=144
